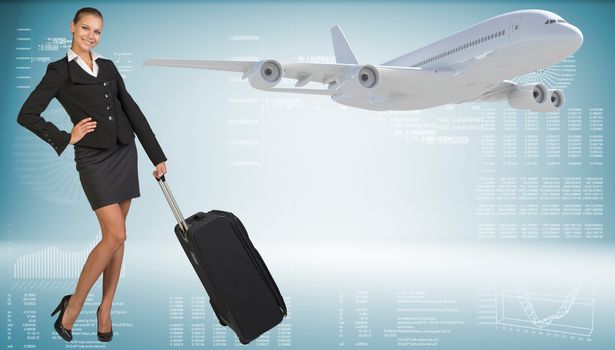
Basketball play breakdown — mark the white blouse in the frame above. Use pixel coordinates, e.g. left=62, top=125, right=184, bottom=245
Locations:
left=67, top=49, right=101, bottom=77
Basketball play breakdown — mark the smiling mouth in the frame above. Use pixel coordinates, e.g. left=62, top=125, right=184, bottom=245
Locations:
left=83, top=39, right=95, bottom=45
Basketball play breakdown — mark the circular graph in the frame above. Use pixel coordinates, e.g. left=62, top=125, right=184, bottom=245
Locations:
left=513, top=55, right=577, bottom=90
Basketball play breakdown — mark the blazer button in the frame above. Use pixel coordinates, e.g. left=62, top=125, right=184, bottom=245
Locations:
left=108, top=116, right=113, bottom=121
left=103, top=81, right=109, bottom=86
left=106, top=105, right=112, bottom=110
left=105, top=93, right=110, bottom=98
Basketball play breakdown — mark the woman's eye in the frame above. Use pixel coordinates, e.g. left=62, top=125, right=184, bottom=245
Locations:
left=82, top=26, right=88, bottom=30
left=95, top=31, right=102, bottom=35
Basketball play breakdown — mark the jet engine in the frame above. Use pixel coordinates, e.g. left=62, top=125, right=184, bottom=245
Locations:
left=246, top=59, right=283, bottom=89
left=507, top=84, right=566, bottom=112
left=357, top=65, right=379, bottom=88
left=336, top=65, right=380, bottom=94
left=531, top=89, right=566, bottom=112
left=548, top=89, right=565, bottom=109
left=507, top=83, right=549, bottom=111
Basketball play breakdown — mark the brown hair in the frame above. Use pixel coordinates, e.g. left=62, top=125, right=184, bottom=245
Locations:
left=72, top=7, right=103, bottom=23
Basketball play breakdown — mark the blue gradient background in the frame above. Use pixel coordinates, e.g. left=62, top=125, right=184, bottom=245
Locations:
left=1, top=1, right=614, bottom=349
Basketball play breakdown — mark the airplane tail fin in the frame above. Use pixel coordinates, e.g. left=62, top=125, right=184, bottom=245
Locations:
left=331, top=25, right=358, bottom=64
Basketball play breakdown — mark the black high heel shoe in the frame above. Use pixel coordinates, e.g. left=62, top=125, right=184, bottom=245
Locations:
left=51, top=294, right=73, bottom=342
left=97, top=306, right=113, bottom=342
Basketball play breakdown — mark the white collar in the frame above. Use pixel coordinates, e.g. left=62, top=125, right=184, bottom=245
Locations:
left=67, top=49, right=101, bottom=77
left=67, top=48, right=101, bottom=62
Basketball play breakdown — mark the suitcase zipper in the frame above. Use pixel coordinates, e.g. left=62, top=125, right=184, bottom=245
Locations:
left=212, top=211, right=287, bottom=316
left=188, top=228, right=237, bottom=329
left=227, top=213, right=286, bottom=316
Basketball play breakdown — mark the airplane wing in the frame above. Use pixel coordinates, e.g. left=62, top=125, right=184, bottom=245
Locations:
left=458, top=80, right=517, bottom=103
left=143, top=59, right=254, bottom=72
left=475, top=80, right=517, bottom=101
left=144, top=25, right=359, bottom=89
left=276, top=65, right=453, bottom=97
left=143, top=59, right=353, bottom=87
left=280, top=62, right=353, bottom=85
left=143, top=26, right=453, bottom=99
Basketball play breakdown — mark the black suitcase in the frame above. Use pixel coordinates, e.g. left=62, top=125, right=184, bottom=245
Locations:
left=156, top=175, right=287, bottom=344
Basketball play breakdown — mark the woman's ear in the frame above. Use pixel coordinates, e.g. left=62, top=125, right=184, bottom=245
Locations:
left=69, top=21, right=74, bottom=34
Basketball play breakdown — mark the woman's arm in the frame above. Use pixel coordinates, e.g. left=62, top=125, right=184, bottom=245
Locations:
left=17, top=62, right=71, bottom=156
left=113, top=64, right=167, bottom=166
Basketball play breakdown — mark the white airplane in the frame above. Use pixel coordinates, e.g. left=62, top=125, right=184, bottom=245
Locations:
left=144, top=9, right=583, bottom=112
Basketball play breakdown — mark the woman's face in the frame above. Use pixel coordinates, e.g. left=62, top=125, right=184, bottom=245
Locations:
left=70, top=14, right=103, bottom=53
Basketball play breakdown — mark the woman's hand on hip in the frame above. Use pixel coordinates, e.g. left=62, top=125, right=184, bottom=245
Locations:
left=69, top=117, right=97, bottom=145
left=153, top=161, right=167, bottom=179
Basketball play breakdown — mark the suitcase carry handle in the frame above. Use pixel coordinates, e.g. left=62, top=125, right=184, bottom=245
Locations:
left=156, top=175, right=190, bottom=236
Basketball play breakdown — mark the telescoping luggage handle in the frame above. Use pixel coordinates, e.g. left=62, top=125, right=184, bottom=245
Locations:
left=156, top=175, right=189, bottom=240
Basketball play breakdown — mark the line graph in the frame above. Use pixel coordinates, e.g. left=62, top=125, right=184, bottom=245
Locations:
left=495, top=280, right=594, bottom=337
left=12, top=232, right=126, bottom=279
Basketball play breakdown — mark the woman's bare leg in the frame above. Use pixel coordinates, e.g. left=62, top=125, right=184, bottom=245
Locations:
left=98, top=199, right=131, bottom=332
left=61, top=203, right=126, bottom=330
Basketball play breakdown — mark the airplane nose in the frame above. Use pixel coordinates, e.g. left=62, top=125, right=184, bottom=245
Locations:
left=569, top=24, right=583, bottom=48
left=559, top=23, right=583, bottom=49
left=548, top=23, right=583, bottom=55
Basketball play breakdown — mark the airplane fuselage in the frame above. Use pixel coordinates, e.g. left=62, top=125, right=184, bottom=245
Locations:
left=334, top=10, right=583, bottom=110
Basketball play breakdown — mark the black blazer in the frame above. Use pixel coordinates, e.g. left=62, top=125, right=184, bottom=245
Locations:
left=17, top=56, right=167, bottom=166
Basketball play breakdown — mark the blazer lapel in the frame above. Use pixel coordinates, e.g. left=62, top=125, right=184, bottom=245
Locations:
left=67, top=58, right=114, bottom=85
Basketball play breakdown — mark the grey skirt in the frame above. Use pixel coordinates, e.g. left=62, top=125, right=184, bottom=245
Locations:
left=75, top=140, right=140, bottom=210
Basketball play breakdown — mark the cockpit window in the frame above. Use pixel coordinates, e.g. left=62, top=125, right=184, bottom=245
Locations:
left=545, top=18, right=567, bottom=24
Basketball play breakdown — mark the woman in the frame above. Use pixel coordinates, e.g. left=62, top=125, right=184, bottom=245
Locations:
left=17, top=7, right=167, bottom=343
